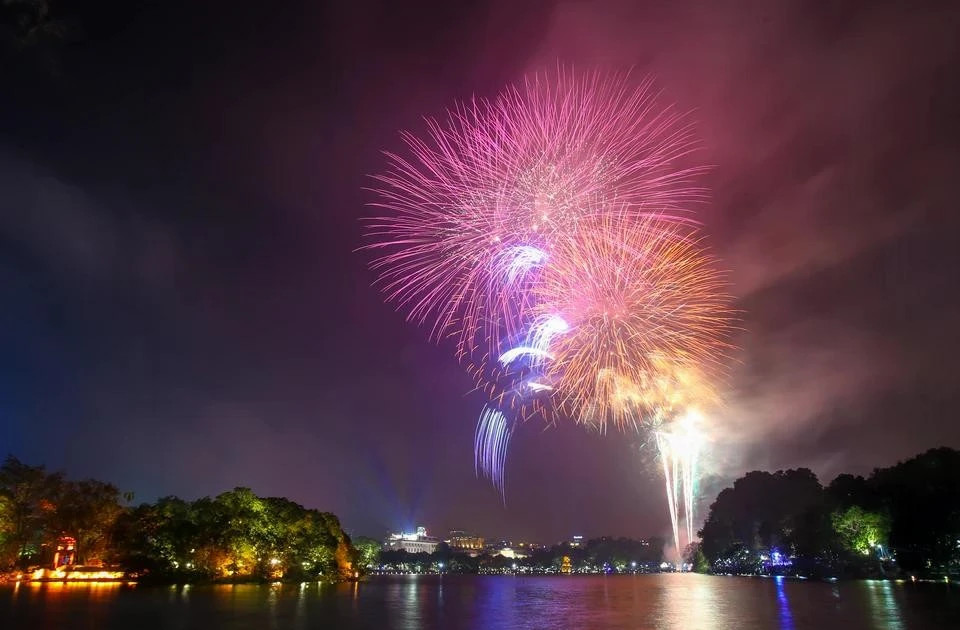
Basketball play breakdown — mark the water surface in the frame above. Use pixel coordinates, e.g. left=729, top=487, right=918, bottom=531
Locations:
left=2, top=574, right=957, bottom=629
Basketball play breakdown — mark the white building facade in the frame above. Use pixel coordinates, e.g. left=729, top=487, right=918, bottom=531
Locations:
left=383, top=526, right=440, bottom=554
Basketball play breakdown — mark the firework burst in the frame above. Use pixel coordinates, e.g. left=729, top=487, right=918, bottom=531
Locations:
left=531, top=212, right=734, bottom=431
left=364, top=69, right=737, bottom=520
left=364, top=69, right=707, bottom=363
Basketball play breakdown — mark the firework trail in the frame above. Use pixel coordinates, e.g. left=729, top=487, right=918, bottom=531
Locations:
left=655, top=409, right=706, bottom=558
left=475, top=405, right=513, bottom=501
left=364, top=69, right=706, bottom=364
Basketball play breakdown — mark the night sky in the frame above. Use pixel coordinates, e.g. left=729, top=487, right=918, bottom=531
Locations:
left=1, top=1, right=959, bottom=544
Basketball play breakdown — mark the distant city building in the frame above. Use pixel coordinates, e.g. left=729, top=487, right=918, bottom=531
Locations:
left=447, top=530, right=484, bottom=555
left=484, top=539, right=514, bottom=552
left=569, top=535, right=585, bottom=548
left=496, top=547, right=527, bottom=559
left=383, top=526, right=440, bottom=554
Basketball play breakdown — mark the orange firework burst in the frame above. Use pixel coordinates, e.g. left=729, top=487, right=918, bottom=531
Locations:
left=532, top=212, right=734, bottom=431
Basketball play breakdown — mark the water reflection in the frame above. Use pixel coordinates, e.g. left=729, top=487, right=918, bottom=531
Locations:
left=1, top=575, right=955, bottom=629
left=774, top=576, right=795, bottom=630
left=865, top=580, right=904, bottom=630
left=296, top=582, right=307, bottom=627
left=468, top=575, right=518, bottom=630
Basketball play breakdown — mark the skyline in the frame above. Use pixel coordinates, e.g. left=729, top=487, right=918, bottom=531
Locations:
left=2, top=0, right=960, bottom=543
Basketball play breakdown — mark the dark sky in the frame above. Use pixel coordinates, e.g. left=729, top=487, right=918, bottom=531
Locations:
left=1, top=0, right=959, bottom=544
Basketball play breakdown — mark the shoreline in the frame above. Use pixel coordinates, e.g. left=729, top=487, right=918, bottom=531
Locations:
left=3, top=573, right=956, bottom=588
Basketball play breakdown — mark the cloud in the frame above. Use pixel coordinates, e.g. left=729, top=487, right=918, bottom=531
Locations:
left=0, top=149, right=183, bottom=293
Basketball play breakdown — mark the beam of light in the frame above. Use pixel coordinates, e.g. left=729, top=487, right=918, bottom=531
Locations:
left=655, top=408, right=705, bottom=558
left=498, top=346, right=554, bottom=366
left=474, top=405, right=513, bottom=501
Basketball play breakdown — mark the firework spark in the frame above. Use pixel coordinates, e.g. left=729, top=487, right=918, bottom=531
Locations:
left=533, top=212, right=734, bottom=431
left=365, top=69, right=706, bottom=362
left=656, top=408, right=706, bottom=558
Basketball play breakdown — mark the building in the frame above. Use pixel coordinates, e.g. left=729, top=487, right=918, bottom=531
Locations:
left=495, top=546, right=527, bottom=560
left=484, top=539, right=513, bottom=553
left=53, top=536, right=77, bottom=568
left=383, top=526, right=440, bottom=554
left=447, top=530, right=484, bottom=555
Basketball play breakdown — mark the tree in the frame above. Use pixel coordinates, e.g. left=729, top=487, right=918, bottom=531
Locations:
left=352, top=536, right=381, bottom=570
left=54, top=479, right=126, bottom=564
left=869, top=448, right=960, bottom=571
left=831, top=505, right=889, bottom=555
left=699, top=468, right=824, bottom=572
left=112, top=496, right=200, bottom=576
left=0, top=456, right=63, bottom=567
left=683, top=542, right=709, bottom=573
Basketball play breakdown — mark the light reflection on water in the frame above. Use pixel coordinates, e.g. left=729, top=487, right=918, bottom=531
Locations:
left=775, top=576, right=795, bottom=630
left=1, top=575, right=956, bottom=629
left=865, top=580, right=904, bottom=630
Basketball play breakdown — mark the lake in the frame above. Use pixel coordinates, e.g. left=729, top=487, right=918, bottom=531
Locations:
left=1, top=574, right=958, bottom=629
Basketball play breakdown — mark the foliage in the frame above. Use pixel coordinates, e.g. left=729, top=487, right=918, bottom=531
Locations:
left=0, top=456, right=68, bottom=567
left=55, top=479, right=127, bottom=564
left=114, top=488, right=354, bottom=581
left=0, top=455, right=356, bottom=581
left=683, top=542, right=709, bottom=572
left=0, top=457, right=131, bottom=568
left=699, top=448, right=960, bottom=577
left=869, top=447, right=960, bottom=572
left=352, top=536, right=382, bottom=569
left=699, top=468, right=825, bottom=572
left=831, top=506, right=889, bottom=555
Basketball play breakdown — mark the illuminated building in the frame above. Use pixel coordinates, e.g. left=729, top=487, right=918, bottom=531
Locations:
left=20, top=534, right=125, bottom=581
left=496, top=547, right=527, bottom=560
left=383, top=526, right=440, bottom=554
left=53, top=536, right=77, bottom=568
left=569, top=535, right=584, bottom=548
left=447, top=530, right=484, bottom=555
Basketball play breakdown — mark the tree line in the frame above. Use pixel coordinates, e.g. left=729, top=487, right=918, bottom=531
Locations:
left=696, top=447, right=960, bottom=578
left=0, top=456, right=355, bottom=581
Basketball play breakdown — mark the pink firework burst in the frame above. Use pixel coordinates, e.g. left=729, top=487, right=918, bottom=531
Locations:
left=364, top=68, right=708, bottom=366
